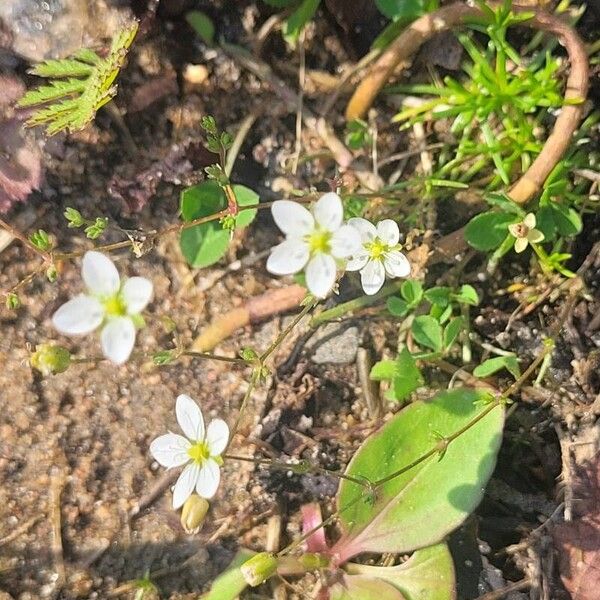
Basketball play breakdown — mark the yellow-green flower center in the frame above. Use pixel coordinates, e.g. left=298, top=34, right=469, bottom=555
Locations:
left=103, top=295, right=127, bottom=316
left=306, top=229, right=331, bottom=254
left=365, top=238, right=389, bottom=260
left=187, top=441, right=210, bottom=464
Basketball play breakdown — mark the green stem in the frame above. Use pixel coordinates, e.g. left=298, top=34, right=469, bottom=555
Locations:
left=309, top=281, right=402, bottom=328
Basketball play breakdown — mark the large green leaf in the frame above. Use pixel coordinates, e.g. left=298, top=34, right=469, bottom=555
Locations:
left=179, top=181, right=258, bottom=268
left=464, top=211, right=515, bottom=251
left=333, top=388, right=504, bottom=562
left=345, top=543, right=455, bottom=600
left=202, top=548, right=255, bottom=600
left=330, top=575, right=406, bottom=600
left=283, top=0, right=321, bottom=45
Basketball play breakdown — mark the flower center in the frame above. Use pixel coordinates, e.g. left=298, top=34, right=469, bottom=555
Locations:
left=306, top=229, right=332, bottom=254
left=365, top=238, right=389, bottom=260
left=187, top=441, right=210, bottom=464
left=103, top=295, right=127, bottom=316
left=514, top=224, right=530, bottom=238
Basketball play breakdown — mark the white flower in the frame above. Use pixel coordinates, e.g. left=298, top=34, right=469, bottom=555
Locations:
left=346, top=218, right=410, bottom=295
left=508, top=213, right=544, bottom=253
left=150, top=394, right=229, bottom=509
left=266, top=192, right=361, bottom=298
left=52, top=251, right=153, bottom=365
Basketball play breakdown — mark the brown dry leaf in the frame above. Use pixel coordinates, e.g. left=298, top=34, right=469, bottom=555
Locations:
left=553, top=426, right=600, bottom=600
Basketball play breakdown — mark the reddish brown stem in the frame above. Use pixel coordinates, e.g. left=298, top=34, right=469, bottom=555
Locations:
left=345, top=2, right=589, bottom=204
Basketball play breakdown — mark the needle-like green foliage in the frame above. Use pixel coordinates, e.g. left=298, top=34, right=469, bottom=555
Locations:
left=18, top=23, right=138, bottom=135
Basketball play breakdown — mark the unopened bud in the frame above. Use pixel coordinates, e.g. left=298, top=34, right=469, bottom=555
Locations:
left=180, top=494, right=209, bottom=534
left=30, top=344, right=71, bottom=375
left=300, top=552, right=329, bottom=570
left=240, top=552, right=278, bottom=587
left=46, top=265, right=58, bottom=283
left=6, top=292, right=20, bottom=310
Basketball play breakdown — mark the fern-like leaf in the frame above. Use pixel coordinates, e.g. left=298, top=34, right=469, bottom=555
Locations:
left=17, top=22, right=138, bottom=135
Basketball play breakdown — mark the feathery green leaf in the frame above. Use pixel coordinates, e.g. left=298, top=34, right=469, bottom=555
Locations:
left=17, top=22, right=138, bottom=135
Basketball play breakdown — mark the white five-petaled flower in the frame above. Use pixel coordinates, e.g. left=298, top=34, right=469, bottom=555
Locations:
left=508, top=213, right=544, bottom=254
left=346, top=218, right=411, bottom=295
left=52, top=251, right=153, bottom=365
left=266, top=193, right=361, bottom=298
left=150, top=394, right=229, bottom=509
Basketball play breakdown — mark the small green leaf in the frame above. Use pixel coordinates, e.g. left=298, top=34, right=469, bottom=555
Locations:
left=202, top=549, right=256, bottom=600
left=443, top=317, right=464, bottom=350
left=412, top=315, right=443, bottom=352
left=179, top=182, right=258, bottom=268
left=424, top=286, right=451, bottom=307
left=473, top=355, right=521, bottom=380
left=452, top=284, right=479, bottom=306
left=551, top=203, right=582, bottom=237
left=283, top=0, right=321, bottom=45
left=186, top=11, right=215, bottom=45
left=391, top=348, right=423, bottom=402
left=464, top=211, right=516, bottom=251
left=370, top=360, right=396, bottom=381
left=387, top=296, right=409, bottom=317
left=401, top=279, right=423, bottom=306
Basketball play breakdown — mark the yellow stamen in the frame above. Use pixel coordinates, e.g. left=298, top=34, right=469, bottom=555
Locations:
left=187, top=442, right=210, bottom=464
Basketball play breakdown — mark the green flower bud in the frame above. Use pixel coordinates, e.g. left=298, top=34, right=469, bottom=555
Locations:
left=240, top=347, right=259, bottom=362
left=300, top=553, right=329, bottom=570
left=240, top=552, right=278, bottom=587
left=180, top=494, right=209, bottom=534
left=64, top=207, right=84, bottom=228
left=30, top=344, right=71, bottom=375
left=6, top=292, right=20, bottom=310
left=46, top=265, right=58, bottom=283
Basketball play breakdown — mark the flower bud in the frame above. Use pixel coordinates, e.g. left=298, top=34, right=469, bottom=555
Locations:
left=300, top=552, right=329, bottom=570
left=240, top=552, right=278, bottom=587
left=180, top=494, right=209, bottom=534
left=30, top=344, right=71, bottom=375
left=6, top=292, right=20, bottom=310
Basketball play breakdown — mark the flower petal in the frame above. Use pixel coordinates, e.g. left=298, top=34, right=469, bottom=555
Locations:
left=176, top=394, right=205, bottom=442
left=206, top=419, right=229, bottom=456
left=173, top=462, right=200, bottom=509
left=149, top=433, right=191, bottom=468
left=360, top=260, right=386, bottom=295
left=313, top=192, right=343, bottom=231
left=52, top=295, right=104, bottom=335
left=527, top=229, right=544, bottom=244
left=266, top=238, right=309, bottom=275
left=196, top=458, right=221, bottom=499
left=508, top=223, right=521, bottom=238
left=331, top=225, right=362, bottom=259
left=82, top=251, right=120, bottom=297
left=514, top=237, right=528, bottom=253
left=271, top=201, right=314, bottom=236
left=100, top=316, right=136, bottom=364
left=383, top=250, right=411, bottom=278
left=376, top=219, right=400, bottom=246
left=346, top=253, right=369, bottom=272
left=122, top=277, right=153, bottom=314
left=348, top=217, right=377, bottom=242
left=523, top=213, right=536, bottom=229
left=305, top=254, right=337, bottom=298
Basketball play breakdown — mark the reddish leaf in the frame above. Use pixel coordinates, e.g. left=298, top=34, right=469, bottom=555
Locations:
left=553, top=457, right=600, bottom=599
left=0, top=118, right=42, bottom=213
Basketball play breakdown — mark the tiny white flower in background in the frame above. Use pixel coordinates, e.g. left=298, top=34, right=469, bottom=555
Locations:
left=150, top=394, right=229, bottom=509
left=508, top=213, right=544, bottom=254
left=52, top=251, right=153, bottom=365
left=266, top=192, right=361, bottom=298
left=346, top=218, right=411, bottom=295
